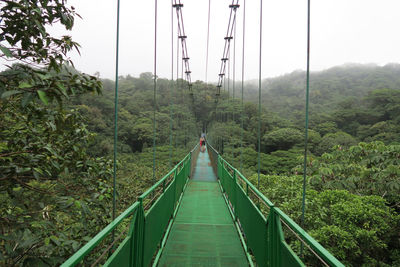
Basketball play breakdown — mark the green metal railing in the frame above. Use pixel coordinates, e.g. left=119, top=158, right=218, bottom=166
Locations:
left=207, top=142, right=344, bottom=267
left=62, top=145, right=197, bottom=267
left=62, top=142, right=343, bottom=267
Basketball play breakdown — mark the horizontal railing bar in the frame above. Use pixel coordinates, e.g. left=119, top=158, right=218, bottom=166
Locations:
left=140, top=154, right=189, bottom=199
left=190, top=143, right=200, bottom=153
left=279, top=218, right=329, bottom=267
left=90, top=225, right=130, bottom=267
left=275, top=207, right=345, bottom=267
left=61, top=202, right=140, bottom=267
left=225, top=162, right=274, bottom=207
left=206, top=142, right=218, bottom=155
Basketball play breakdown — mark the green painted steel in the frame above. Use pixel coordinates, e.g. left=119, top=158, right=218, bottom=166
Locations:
left=207, top=142, right=344, bottom=267
left=61, top=202, right=139, bottom=267
left=235, top=178, right=268, bottom=265
left=63, top=143, right=344, bottom=267
left=142, top=179, right=176, bottom=266
left=158, top=147, right=248, bottom=266
left=62, top=147, right=194, bottom=267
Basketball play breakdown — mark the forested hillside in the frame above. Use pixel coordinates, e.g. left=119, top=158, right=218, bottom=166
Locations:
left=244, top=63, right=400, bottom=119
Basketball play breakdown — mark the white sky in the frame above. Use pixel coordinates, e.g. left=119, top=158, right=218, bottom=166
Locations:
left=4, top=0, right=400, bottom=82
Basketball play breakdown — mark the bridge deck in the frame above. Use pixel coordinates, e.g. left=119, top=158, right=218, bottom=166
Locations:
left=158, top=147, right=248, bottom=266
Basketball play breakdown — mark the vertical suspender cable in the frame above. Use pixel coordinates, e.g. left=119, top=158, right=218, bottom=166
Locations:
left=205, top=0, right=211, bottom=86
left=232, top=16, right=237, bottom=162
left=169, top=0, right=174, bottom=168
left=176, top=34, right=179, bottom=148
left=152, top=0, right=158, bottom=183
left=240, top=0, right=245, bottom=172
left=301, top=0, right=311, bottom=256
left=112, top=0, right=121, bottom=242
left=228, top=48, right=231, bottom=99
left=233, top=18, right=236, bottom=100
left=257, top=0, right=263, bottom=188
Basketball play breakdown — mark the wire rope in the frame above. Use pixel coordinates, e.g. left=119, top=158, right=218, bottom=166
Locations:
left=152, top=0, right=158, bottom=183
left=205, top=0, right=211, bottom=85
left=112, top=0, right=121, bottom=240
left=216, top=0, right=239, bottom=93
left=228, top=43, right=230, bottom=99
left=301, top=0, right=311, bottom=256
left=176, top=22, right=180, bottom=150
left=233, top=18, right=236, bottom=100
left=257, top=0, right=262, bottom=188
left=169, top=0, right=174, bottom=168
left=240, top=0, right=245, bottom=172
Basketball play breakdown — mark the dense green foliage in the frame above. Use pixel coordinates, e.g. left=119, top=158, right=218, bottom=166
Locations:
left=249, top=173, right=399, bottom=266
left=0, top=1, right=111, bottom=265
left=71, top=74, right=198, bottom=156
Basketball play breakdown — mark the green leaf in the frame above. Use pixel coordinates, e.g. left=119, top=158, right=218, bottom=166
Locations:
left=0, top=45, right=12, bottom=58
left=21, top=93, right=34, bottom=107
left=18, top=82, right=32, bottom=89
left=50, top=236, right=60, bottom=246
left=1, top=90, right=22, bottom=98
left=56, top=82, right=68, bottom=97
left=37, top=90, right=49, bottom=105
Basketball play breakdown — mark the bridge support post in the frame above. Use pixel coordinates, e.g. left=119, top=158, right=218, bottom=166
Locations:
left=267, top=207, right=282, bottom=267
left=233, top=170, right=237, bottom=220
left=132, top=199, right=145, bottom=267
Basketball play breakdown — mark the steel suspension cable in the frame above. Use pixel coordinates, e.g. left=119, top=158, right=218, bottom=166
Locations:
left=228, top=45, right=230, bottom=99
left=169, top=0, right=174, bottom=168
left=112, top=0, right=121, bottom=236
left=216, top=0, right=239, bottom=96
left=233, top=20, right=236, bottom=100
left=152, top=0, right=158, bottom=183
left=301, top=0, right=311, bottom=256
left=176, top=20, right=180, bottom=150
left=205, top=0, right=211, bottom=85
left=240, top=0, right=245, bottom=172
left=257, top=0, right=263, bottom=188
left=174, top=0, right=192, bottom=89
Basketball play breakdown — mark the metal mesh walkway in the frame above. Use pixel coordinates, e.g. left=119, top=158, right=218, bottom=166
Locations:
left=158, top=147, right=249, bottom=266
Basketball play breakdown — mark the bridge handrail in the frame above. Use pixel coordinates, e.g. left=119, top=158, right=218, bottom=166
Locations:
left=275, top=207, right=343, bottom=266
left=139, top=152, right=190, bottom=199
left=216, top=150, right=344, bottom=267
left=61, top=202, right=140, bottom=267
left=62, top=148, right=193, bottom=267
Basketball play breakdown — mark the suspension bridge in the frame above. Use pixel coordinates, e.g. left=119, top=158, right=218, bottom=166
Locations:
left=62, top=0, right=345, bottom=266
left=62, top=143, right=343, bottom=267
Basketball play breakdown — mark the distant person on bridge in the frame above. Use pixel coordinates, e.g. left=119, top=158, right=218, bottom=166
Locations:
left=200, top=134, right=206, bottom=152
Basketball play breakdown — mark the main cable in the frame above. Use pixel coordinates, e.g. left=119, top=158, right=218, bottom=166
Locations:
left=174, top=0, right=192, bottom=89
left=216, top=0, right=239, bottom=97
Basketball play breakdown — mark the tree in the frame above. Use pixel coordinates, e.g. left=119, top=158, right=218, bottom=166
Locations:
left=263, top=128, right=303, bottom=152
left=0, top=0, right=101, bottom=105
left=315, top=131, right=357, bottom=155
left=0, top=1, right=109, bottom=265
left=308, top=141, right=400, bottom=208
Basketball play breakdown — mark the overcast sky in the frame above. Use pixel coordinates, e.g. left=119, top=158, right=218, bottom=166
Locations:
left=6, top=0, right=400, bottom=82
